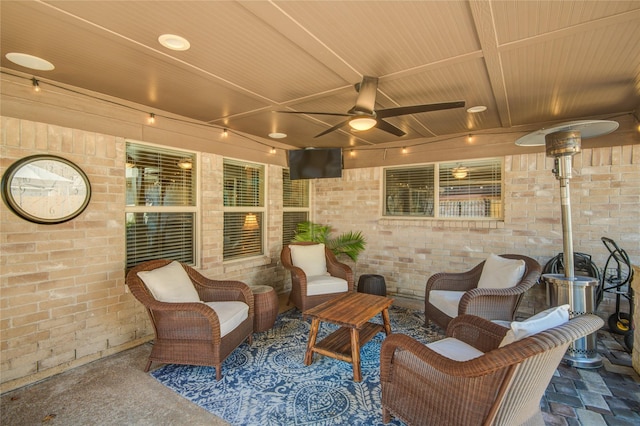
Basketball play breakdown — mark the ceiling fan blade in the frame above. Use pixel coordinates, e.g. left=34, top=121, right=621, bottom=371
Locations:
left=276, top=110, right=351, bottom=117
left=350, top=76, right=378, bottom=115
left=375, top=119, right=406, bottom=137
left=376, top=101, right=465, bottom=118
left=314, top=119, right=351, bottom=138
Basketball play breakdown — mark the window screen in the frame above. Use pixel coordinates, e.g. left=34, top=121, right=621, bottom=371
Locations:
left=223, top=159, right=265, bottom=260
left=125, top=142, right=197, bottom=269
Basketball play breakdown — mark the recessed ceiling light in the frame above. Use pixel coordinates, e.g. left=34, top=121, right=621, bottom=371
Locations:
left=269, top=132, right=287, bottom=139
left=158, top=34, right=190, bottom=51
left=467, top=105, right=487, bottom=113
left=5, top=53, right=54, bottom=71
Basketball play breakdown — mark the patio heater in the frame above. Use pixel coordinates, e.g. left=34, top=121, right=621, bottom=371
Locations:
left=516, top=120, right=618, bottom=369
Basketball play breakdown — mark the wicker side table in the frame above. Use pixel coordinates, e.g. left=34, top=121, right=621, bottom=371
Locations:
left=252, top=285, right=278, bottom=332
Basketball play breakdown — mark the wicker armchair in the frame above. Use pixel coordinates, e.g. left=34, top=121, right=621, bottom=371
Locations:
left=380, top=313, right=604, bottom=426
left=425, top=254, right=542, bottom=330
left=281, top=242, right=354, bottom=311
left=126, top=259, right=254, bottom=380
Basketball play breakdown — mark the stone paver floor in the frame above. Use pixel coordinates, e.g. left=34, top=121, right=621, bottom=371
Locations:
left=541, top=327, right=639, bottom=425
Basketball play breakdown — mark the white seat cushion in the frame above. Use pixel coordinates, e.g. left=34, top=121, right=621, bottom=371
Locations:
left=477, top=254, right=526, bottom=289
left=428, top=290, right=465, bottom=318
left=499, top=304, right=570, bottom=347
left=136, top=261, right=200, bottom=303
left=289, top=244, right=328, bottom=277
left=427, top=337, right=484, bottom=361
left=203, top=301, right=250, bottom=337
left=306, top=275, right=348, bottom=296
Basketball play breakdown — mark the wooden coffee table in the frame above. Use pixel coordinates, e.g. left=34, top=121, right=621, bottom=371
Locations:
left=303, top=292, right=393, bottom=382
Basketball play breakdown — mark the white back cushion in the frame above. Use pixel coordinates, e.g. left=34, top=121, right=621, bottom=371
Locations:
left=137, top=261, right=200, bottom=303
left=477, top=254, right=526, bottom=289
left=289, top=243, right=328, bottom=277
left=499, top=304, right=570, bottom=347
left=203, top=301, right=249, bottom=337
left=427, top=337, right=484, bottom=361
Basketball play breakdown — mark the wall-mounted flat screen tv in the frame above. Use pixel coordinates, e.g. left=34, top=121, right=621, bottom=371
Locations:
left=288, top=148, right=343, bottom=180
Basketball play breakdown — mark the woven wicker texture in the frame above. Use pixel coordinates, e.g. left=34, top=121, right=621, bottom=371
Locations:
left=425, top=254, right=542, bottom=330
left=380, top=313, right=604, bottom=426
left=125, top=259, right=254, bottom=380
left=281, top=242, right=354, bottom=312
left=252, top=285, right=278, bottom=332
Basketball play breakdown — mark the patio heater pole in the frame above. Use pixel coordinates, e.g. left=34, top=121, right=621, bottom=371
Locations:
left=543, top=131, right=602, bottom=369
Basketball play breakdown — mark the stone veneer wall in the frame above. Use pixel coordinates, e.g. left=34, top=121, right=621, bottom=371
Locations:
left=313, top=147, right=640, bottom=318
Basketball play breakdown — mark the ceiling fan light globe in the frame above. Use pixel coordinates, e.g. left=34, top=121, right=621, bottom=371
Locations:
left=452, top=166, right=468, bottom=179
left=349, top=117, right=377, bottom=131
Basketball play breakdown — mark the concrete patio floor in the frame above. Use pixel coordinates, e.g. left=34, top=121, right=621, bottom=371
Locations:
left=2, top=294, right=638, bottom=425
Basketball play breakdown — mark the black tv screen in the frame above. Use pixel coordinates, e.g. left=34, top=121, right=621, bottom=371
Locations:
left=288, top=148, right=343, bottom=180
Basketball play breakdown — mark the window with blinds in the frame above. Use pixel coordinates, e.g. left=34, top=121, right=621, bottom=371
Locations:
left=223, top=159, right=265, bottom=260
left=439, top=159, right=502, bottom=218
left=283, top=169, right=309, bottom=243
left=125, top=142, right=197, bottom=269
left=385, top=165, right=435, bottom=216
left=384, top=158, right=503, bottom=219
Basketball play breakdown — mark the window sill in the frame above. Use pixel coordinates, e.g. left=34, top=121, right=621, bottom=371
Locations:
left=223, top=254, right=272, bottom=267
left=379, top=216, right=504, bottom=229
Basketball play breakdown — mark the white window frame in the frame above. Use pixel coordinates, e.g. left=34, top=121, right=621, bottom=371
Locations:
left=383, top=157, right=503, bottom=220
left=282, top=168, right=311, bottom=244
left=125, top=140, right=200, bottom=268
left=222, top=158, right=266, bottom=261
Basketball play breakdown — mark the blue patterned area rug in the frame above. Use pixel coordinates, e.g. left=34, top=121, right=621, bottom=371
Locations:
left=151, top=305, right=443, bottom=426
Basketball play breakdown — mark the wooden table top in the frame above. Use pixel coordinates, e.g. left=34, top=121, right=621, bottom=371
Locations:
left=304, top=292, right=393, bottom=329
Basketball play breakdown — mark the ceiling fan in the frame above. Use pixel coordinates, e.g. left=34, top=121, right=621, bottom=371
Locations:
left=277, top=76, right=465, bottom=138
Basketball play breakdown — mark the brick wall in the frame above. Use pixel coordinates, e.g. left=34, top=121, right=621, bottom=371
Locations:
left=2, top=115, right=638, bottom=392
left=0, top=117, right=141, bottom=391
left=0, top=118, right=285, bottom=392
left=313, top=146, right=640, bottom=316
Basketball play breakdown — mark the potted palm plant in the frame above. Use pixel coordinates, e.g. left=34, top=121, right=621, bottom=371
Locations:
left=292, top=221, right=366, bottom=262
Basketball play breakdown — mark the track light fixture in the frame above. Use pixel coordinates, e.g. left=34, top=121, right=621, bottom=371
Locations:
left=401, top=147, right=407, bottom=154
left=32, top=77, right=40, bottom=92
left=222, top=128, right=228, bottom=137
left=270, top=147, right=276, bottom=154
left=467, top=134, right=473, bottom=143
left=148, top=113, right=155, bottom=124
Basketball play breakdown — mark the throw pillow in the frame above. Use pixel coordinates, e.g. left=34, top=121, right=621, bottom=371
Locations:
left=499, top=304, right=570, bottom=347
left=477, top=253, right=526, bottom=289
left=289, top=244, right=328, bottom=277
left=137, top=261, right=201, bottom=303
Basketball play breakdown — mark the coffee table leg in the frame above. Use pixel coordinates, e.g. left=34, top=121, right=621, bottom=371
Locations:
left=305, top=318, right=320, bottom=366
left=382, top=308, right=392, bottom=336
left=350, top=328, right=362, bottom=382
